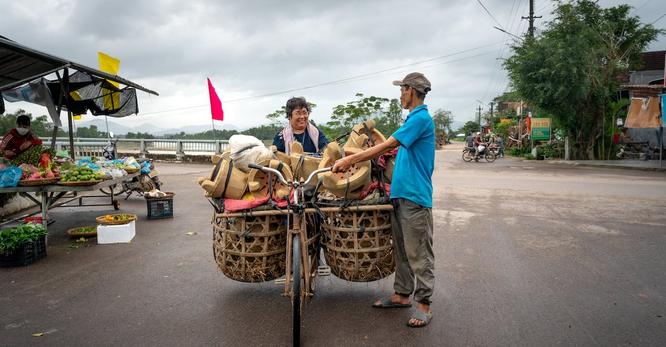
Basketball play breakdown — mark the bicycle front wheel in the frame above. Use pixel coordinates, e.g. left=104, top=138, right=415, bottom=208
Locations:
left=292, top=234, right=301, bottom=347
left=485, top=152, right=497, bottom=163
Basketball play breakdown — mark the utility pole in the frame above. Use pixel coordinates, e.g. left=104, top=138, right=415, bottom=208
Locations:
left=477, top=105, right=483, bottom=132
left=522, top=0, right=542, bottom=38
left=488, top=101, right=495, bottom=131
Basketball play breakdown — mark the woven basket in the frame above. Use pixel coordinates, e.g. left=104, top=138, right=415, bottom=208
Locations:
left=19, top=178, right=59, bottom=186
left=58, top=180, right=103, bottom=186
left=319, top=207, right=395, bottom=282
left=96, top=214, right=137, bottom=225
left=124, top=167, right=140, bottom=174
left=66, top=226, right=97, bottom=238
left=212, top=213, right=288, bottom=283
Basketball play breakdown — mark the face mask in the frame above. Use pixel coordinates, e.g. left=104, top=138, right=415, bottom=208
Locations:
left=16, top=128, right=29, bottom=136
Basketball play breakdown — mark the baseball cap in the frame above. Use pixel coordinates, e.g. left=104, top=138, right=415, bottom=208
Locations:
left=392, top=72, right=431, bottom=94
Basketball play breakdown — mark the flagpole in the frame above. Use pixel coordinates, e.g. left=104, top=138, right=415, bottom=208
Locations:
left=211, top=118, right=218, bottom=141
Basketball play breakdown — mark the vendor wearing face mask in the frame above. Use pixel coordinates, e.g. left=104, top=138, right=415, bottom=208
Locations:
left=0, top=115, right=43, bottom=159
left=272, top=97, right=328, bottom=154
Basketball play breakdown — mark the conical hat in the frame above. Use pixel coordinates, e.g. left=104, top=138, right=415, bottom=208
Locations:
left=247, top=158, right=293, bottom=200
left=199, top=152, right=248, bottom=199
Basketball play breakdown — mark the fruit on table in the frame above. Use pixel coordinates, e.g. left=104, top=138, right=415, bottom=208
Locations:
left=60, top=166, right=106, bottom=182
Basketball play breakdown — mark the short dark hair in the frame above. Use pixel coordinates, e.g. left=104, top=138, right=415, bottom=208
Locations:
left=16, top=115, right=31, bottom=126
left=285, top=97, right=310, bottom=119
left=414, top=89, right=426, bottom=100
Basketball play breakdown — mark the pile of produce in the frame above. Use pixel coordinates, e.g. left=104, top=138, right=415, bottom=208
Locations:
left=67, top=226, right=97, bottom=238
left=0, top=223, right=46, bottom=253
left=18, top=151, right=60, bottom=181
left=97, top=213, right=137, bottom=224
left=59, top=166, right=106, bottom=183
left=10, top=146, right=56, bottom=167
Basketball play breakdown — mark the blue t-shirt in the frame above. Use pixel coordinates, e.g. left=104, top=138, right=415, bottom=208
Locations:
left=390, top=104, right=435, bottom=208
left=273, top=125, right=329, bottom=153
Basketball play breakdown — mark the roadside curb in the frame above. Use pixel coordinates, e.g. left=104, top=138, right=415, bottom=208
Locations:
left=544, top=160, right=666, bottom=172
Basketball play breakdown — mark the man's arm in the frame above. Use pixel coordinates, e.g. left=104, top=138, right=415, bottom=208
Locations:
left=332, top=136, right=400, bottom=172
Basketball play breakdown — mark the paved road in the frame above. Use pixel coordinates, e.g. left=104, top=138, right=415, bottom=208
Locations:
left=2, top=143, right=665, bottom=346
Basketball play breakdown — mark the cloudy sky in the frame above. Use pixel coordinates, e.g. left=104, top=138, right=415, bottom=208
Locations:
left=1, top=0, right=664, bottom=131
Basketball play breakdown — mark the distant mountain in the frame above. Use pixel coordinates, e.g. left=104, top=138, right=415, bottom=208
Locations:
left=65, top=118, right=240, bottom=136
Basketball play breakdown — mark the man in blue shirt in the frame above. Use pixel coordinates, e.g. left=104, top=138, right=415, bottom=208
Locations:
left=333, top=72, right=435, bottom=328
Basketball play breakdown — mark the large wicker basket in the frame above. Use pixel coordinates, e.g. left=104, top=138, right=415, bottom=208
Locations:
left=212, top=212, right=287, bottom=283
left=319, top=206, right=395, bottom=282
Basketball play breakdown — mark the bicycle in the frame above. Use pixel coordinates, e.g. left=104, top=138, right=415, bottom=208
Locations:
left=248, top=163, right=331, bottom=347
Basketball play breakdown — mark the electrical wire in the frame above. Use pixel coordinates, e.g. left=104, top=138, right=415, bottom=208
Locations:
left=139, top=42, right=503, bottom=116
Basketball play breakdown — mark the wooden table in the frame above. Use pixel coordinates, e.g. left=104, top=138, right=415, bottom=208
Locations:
left=0, top=172, right=139, bottom=230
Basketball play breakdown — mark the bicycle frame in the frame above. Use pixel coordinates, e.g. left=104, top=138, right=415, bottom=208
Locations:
left=247, top=164, right=331, bottom=299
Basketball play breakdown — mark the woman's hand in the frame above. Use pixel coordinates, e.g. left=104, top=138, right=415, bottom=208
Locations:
left=20, top=142, right=32, bottom=151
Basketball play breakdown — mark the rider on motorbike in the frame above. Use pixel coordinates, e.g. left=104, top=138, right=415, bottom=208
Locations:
left=473, top=132, right=484, bottom=160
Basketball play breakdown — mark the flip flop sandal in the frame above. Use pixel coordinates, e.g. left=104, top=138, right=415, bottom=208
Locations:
left=407, top=308, right=433, bottom=328
left=372, top=296, right=412, bottom=309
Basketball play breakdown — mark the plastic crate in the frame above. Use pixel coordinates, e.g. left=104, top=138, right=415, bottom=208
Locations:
left=0, top=235, right=47, bottom=267
left=145, top=193, right=174, bottom=219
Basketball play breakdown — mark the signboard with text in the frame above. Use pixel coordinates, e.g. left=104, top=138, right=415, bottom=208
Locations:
left=531, top=118, right=551, bottom=141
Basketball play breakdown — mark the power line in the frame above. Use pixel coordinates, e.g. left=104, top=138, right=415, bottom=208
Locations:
left=139, top=42, right=503, bottom=116
left=476, top=0, right=505, bottom=29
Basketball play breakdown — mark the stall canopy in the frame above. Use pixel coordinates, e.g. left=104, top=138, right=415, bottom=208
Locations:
left=0, top=35, right=158, bottom=159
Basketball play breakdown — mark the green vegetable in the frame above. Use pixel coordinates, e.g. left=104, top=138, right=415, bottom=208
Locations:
left=0, top=223, right=47, bottom=253
left=10, top=146, right=56, bottom=166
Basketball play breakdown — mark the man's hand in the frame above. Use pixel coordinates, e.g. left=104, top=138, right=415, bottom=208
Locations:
left=332, top=157, right=352, bottom=173
left=3, top=150, right=16, bottom=158
left=19, top=142, right=32, bottom=151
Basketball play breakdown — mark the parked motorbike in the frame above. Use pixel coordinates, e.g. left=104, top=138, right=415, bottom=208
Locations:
left=99, top=133, right=162, bottom=198
left=462, top=144, right=497, bottom=163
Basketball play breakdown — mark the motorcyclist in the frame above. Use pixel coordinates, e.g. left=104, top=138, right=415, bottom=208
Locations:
left=473, top=132, right=484, bottom=159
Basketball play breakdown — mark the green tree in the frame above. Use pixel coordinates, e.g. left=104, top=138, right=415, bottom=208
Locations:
left=432, top=109, right=454, bottom=139
left=325, top=93, right=402, bottom=140
left=504, top=0, right=662, bottom=159
left=456, top=121, right=480, bottom=138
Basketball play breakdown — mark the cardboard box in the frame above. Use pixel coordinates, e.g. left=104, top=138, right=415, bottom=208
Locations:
left=97, top=221, right=136, bottom=244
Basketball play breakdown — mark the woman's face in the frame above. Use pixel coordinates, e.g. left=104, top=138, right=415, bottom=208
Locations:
left=289, top=107, right=309, bottom=132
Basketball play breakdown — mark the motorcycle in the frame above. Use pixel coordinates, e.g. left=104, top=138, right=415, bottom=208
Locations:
left=462, top=144, right=497, bottom=163
left=99, top=133, right=162, bottom=198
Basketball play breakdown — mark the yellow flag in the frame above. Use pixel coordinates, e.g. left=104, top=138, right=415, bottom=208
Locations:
left=98, top=52, right=121, bottom=110
left=70, top=91, right=83, bottom=119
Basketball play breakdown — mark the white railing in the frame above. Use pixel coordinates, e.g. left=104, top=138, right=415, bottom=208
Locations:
left=37, top=137, right=231, bottom=158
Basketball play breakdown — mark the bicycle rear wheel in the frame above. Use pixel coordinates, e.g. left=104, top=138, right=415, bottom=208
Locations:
left=292, top=234, right=301, bottom=347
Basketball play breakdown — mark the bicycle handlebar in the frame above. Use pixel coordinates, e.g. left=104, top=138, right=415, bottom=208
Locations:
left=249, top=163, right=331, bottom=187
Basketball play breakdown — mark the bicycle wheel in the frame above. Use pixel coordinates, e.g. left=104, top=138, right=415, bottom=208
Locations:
left=462, top=150, right=473, bottom=162
left=485, top=152, right=497, bottom=163
left=99, top=184, right=126, bottom=196
left=292, top=234, right=301, bottom=347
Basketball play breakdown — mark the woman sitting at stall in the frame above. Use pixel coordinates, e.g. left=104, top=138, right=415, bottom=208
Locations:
left=0, top=115, right=43, bottom=159
left=272, top=97, right=328, bottom=154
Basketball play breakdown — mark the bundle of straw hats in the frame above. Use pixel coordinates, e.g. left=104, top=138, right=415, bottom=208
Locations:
left=198, top=152, right=248, bottom=199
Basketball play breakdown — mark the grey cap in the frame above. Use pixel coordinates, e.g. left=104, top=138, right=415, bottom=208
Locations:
left=392, top=72, right=431, bottom=94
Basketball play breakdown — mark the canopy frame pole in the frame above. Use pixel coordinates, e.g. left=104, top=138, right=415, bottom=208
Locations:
left=62, top=68, right=75, bottom=161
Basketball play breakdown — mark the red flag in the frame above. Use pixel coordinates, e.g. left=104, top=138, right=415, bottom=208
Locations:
left=207, top=78, right=224, bottom=121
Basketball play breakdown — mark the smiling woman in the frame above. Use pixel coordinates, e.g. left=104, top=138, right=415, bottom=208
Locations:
left=272, top=97, right=329, bottom=155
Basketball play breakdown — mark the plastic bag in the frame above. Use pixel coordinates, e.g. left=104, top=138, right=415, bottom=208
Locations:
left=76, top=158, right=101, bottom=171
left=229, top=135, right=273, bottom=173
left=140, top=161, right=151, bottom=174
left=0, top=166, right=23, bottom=188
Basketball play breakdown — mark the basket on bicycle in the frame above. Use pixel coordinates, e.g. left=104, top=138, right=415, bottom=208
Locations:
left=318, top=203, right=395, bottom=282
left=212, top=211, right=288, bottom=283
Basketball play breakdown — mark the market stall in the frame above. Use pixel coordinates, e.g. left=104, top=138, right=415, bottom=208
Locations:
left=0, top=36, right=160, bottom=261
